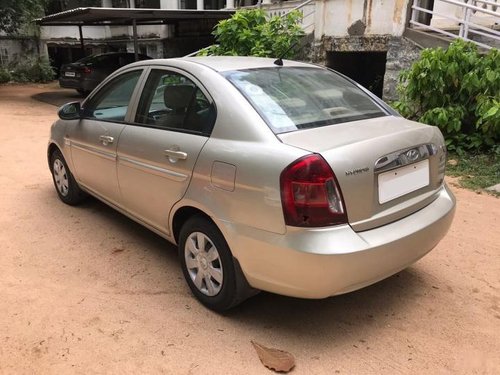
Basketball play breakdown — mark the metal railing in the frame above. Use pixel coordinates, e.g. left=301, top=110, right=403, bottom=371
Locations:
left=409, top=0, right=500, bottom=49
left=242, top=0, right=315, bottom=33
left=275, top=0, right=315, bottom=34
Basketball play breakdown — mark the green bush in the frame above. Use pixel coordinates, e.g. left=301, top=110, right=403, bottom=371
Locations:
left=393, top=40, right=500, bottom=153
left=0, top=67, right=11, bottom=83
left=9, top=57, right=55, bottom=83
left=198, top=9, right=305, bottom=58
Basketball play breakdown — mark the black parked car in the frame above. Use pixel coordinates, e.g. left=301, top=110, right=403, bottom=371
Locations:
left=59, top=52, right=151, bottom=95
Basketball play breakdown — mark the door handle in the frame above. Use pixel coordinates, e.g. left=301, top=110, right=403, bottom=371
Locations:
left=99, top=135, right=114, bottom=145
left=164, top=149, right=188, bottom=160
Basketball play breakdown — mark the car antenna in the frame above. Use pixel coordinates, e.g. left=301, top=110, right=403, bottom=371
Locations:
left=273, top=41, right=299, bottom=66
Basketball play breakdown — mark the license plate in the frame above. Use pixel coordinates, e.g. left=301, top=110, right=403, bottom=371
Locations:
left=378, top=159, right=429, bottom=204
left=65, top=71, right=75, bottom=77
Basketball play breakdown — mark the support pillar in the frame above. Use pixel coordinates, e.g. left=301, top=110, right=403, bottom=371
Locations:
left=197, top=0, right=204, bottom=10
left=132, top=19, right=138, bottom=61
left=78, top=25, right=85, bottom=55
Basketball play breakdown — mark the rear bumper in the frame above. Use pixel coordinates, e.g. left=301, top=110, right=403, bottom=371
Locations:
left=59, top=77, right=97, bottom=92
left=225, top=184, right=455, bottom=298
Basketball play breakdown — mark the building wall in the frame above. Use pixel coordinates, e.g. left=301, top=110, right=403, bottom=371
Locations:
left=41, top=24, right=169, bottom=41
left=315, top=0, right=410, bottom=39
left=305, top=34, right=420, bottom=101
left=0, top=36, right=42, bottom=66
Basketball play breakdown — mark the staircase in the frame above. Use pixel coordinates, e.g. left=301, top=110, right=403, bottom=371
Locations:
left=406, top=0, right=500, bottom=49
left=253, top=0, right=316, bottom=35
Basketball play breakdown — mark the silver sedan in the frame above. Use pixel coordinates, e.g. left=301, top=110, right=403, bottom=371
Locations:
left=48, top=56, right=456, bottom=311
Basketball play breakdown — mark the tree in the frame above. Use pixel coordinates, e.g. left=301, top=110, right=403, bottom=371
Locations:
left=0, top=0, right=48, bottom=35
left=0, top=0, right=101, bottom=35
left=199, top=9, right=305, bottom=59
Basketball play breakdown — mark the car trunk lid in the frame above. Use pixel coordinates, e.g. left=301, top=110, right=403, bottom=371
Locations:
left=278, top=116, right=446, bottom=231
left=60, top=62, right=91, bottom=78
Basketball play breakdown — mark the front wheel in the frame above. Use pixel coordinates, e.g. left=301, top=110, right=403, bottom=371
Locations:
left=179, top=216, right=255, bottom=311
left=50, top=149, right=87, bottom=205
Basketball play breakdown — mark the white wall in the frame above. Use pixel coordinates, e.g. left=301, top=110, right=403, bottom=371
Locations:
left=41, top=24, right=169, bottom=41
left=160, top=0, right=179, bottom=9
left=315, top=0, right=410, bottom=39
left=41, top=25, right=106, bottom=40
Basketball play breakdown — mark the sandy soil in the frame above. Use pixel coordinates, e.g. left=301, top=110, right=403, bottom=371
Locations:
left=0, top=83, right=499, bottom=374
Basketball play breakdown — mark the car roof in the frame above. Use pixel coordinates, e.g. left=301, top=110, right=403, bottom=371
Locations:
left=90, top=52, right=147, bottom=57
left=130, top=56, right=318, bottom=72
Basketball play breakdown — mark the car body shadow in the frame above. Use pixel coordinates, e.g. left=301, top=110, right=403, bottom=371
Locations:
left=44, top=186, right=433, bottom=341
left=32, top=89, right=83, bottom=107
left=223, top=267, right=429, bottom=344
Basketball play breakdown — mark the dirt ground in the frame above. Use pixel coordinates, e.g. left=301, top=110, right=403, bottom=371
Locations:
left=0, top=83, right=499, bottom=374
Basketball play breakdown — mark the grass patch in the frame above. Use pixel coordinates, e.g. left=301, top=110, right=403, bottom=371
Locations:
left=446, top=152, right=500, bottom=195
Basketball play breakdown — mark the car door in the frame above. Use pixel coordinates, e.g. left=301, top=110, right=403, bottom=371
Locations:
left=69, top=69, right=144, bottom=206
left=116, top=68, right=216, bottom=234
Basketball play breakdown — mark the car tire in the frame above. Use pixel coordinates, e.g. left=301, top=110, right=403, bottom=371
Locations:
left=50, top=149, right=87, bottom=206
left=179, top=215, right=256, bottom=311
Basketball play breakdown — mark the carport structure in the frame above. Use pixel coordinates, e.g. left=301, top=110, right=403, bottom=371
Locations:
left=35, top=7, right=234, bottom=60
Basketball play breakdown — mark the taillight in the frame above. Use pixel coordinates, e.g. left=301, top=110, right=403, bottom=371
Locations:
left=82, top=67, right=92, bottom=74
left=280, top=154, right=347, bottom=227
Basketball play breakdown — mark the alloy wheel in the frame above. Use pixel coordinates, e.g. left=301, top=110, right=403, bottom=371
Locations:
left=53, top=159, right=69, bottom=197
left=184, top=232, right=223, bottom=296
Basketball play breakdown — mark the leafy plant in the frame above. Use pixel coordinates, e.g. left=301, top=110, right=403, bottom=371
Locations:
left=0, top=68, right=11, bottom=83
left=393, top=40, right=500, bottom=153
left=198, top=9, right=305, bottom=59
left=8, top=57, right=55, bottom=83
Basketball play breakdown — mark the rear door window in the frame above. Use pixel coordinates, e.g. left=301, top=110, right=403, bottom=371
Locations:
left=134, top=69, right=216, bottom=135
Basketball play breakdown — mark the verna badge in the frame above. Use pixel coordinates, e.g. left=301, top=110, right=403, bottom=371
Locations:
left=345, top=167, right=369, bottom=176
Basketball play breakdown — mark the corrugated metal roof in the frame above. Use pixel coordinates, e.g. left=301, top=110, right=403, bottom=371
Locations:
left=35, top=7, right=234, bottom=26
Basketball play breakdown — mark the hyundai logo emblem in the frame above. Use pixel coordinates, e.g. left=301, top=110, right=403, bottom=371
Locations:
left=406, top=149, right=420, bottom=162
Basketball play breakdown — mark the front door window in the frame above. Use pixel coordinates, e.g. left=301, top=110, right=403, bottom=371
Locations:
left=83, top=70, right=142, bottom=122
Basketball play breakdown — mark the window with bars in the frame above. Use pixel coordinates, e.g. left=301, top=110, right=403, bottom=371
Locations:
left=0, top=48, right=9, bottom=66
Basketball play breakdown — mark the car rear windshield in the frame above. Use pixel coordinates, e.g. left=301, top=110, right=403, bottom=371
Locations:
left=222, top=67, right=387, bottom=134
left=76, top=55, right=99, bottom=64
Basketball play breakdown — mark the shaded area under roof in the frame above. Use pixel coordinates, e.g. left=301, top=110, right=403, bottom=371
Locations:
left=35, top=7, right=235, bottom=26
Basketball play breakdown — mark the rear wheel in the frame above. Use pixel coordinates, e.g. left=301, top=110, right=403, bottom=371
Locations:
left=179, top=216, right=255, bottom=311
left=50, top=149, right=87, bottom=205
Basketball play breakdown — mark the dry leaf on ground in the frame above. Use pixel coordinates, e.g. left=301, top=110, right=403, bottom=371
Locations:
left=251, top=340, right=295, bottom=373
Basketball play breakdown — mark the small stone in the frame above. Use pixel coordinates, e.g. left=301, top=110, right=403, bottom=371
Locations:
left=486, top=183, right=500, bottom=193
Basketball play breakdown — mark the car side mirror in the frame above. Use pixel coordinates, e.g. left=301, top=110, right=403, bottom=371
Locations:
left=58, top=101, right=82, bottom=120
